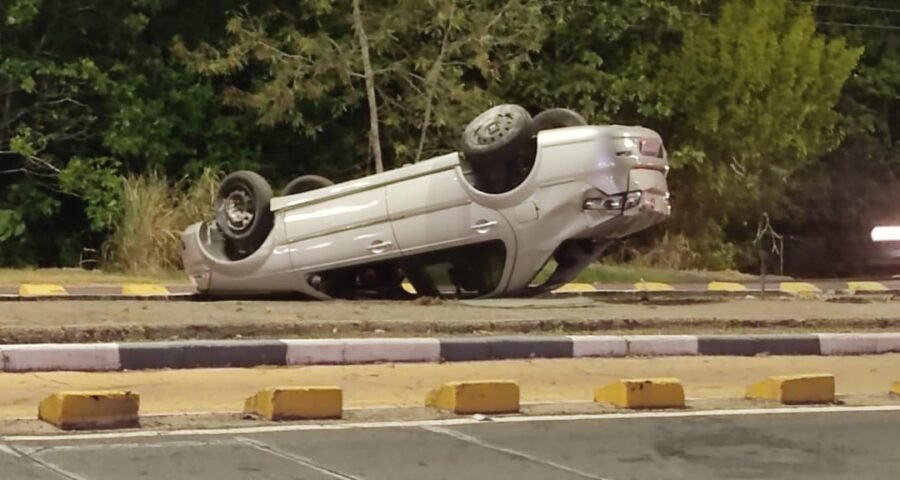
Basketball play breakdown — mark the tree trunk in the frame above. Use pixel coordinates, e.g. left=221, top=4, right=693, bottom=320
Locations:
left=415, top=3, right=455, bottom=163
left=352, top=0, right=383, bottom=173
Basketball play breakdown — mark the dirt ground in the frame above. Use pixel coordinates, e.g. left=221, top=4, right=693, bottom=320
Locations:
left=1, top=355, right=899, bottom=434
left=1, top=296, right=899, bottom=343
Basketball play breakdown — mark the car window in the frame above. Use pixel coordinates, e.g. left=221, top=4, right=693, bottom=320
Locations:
left=401, top=240, right=507, bottom=298
left=309, top=240, right=507, bottom=299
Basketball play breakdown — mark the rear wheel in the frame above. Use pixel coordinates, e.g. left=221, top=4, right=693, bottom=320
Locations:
left=214, top=171, right=274, bottom=253
left=281, top=174, right=334, bottom=196
left=532, top=108, right=587, bottom=131
left=460, top=104, right=533, bottom=167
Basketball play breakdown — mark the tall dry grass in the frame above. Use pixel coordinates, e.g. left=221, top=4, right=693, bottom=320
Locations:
left=103, top=169, right=220, bottom=274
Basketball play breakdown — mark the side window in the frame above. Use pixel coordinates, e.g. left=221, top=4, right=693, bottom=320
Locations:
left=309, top=240, right=507, bottom=299
left=401, top=240, right=507, bottom=298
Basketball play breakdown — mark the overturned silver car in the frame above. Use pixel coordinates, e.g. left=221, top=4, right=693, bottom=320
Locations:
left=181, top=105, right=671, bottom=299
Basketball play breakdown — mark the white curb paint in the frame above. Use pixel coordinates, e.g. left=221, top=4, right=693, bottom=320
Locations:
left=817, top=333, right=879, bottom=355
left=282, top=339, right=345, bottom=365
left=568, top=336, right=628, bottom=358
left=626, top=335, right=699, bottom=356
left=875, top=333, right=900, bottom=354
left=282, top=338, right=440, bottom=364
left=343, top=338, right=440, bottom=363
left=0, top=343, right=120, bottom=372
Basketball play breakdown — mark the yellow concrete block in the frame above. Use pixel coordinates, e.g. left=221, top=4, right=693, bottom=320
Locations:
left=401, top=281, right=417, bottom=294
left=779, top=282, right=821, bottom=294
left=890, top=381, right=900, bottom=397
left=19, top=284, right=67, bottom=297
left=552, top=283, right=598, bottom=293
left=426, top=380, right=519, bottom=414
left=244, top=386, right=342, bottom=420
left=707, top=281, right=747, bottom=292
left=634, top=282, right=675, bottom=292
left=593, top=378, right=685, bottom=409
left=745, top=374, right=835, bottom=404
left=121, top=284, right=170, bottom=296
left=847, top=281, right=888, bottom=293
left=38, top=390, right=139, bottom=430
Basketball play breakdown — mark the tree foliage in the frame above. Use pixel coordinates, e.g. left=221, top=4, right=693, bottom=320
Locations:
left=0, top=0, right=894, bottom=275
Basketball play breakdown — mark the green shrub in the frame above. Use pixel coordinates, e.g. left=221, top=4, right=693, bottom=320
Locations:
left=103, top=169, right=220, bottom=274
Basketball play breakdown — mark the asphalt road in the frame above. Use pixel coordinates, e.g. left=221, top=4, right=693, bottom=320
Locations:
left=2, top=409, right=898, bottom=479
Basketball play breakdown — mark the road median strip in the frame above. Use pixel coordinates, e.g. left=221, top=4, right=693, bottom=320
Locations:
left=3, top=333, right=900, bottom=372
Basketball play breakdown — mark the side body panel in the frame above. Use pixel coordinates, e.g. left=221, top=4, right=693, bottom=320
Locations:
left=386, top=167, right=517, bottom=294
left=284, top=186, right=401, bottom=273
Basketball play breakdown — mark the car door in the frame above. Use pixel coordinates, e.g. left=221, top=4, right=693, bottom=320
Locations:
left=283, top=186, right=401, bottom=272
left=386, top=167, right=517, bottom=295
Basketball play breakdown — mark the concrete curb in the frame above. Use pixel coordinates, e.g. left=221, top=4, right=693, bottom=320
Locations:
left=3, top=333, right=900, bottom=372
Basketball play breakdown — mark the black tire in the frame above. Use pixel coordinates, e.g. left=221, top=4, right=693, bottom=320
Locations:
left=214, top=171, right=274, bottom=246
left=281, top=174, right=334, bottom=196
left=532, top=108, right=587, bottom=131
left=460, top=104, right=533, bottom=166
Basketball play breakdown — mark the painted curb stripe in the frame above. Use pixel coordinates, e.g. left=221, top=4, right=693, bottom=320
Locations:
left=438, top=337, right=573, bottom=362
left=697, top=335, right=821, bottom=356
left=118, top=341, right=287, bottom=370
left=282, top=338, right=440, bottom=365
left=697, top=336, right=758, bottom=356
left=2, top=333, right=899, bottom=372
left=626, top=335, right=699, bottom=356
left=0, top=343, right=120, bottom=372
left=754, top=335, right=821, bottom=356
left=568, top=335, right=628, bottom=358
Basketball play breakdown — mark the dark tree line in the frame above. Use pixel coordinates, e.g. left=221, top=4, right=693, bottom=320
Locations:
left=0, top=0, right=896, bottom=275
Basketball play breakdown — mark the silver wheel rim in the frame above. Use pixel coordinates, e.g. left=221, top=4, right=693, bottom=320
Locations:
left=473, top=112, right=515, bottom=145
left=224, top=188, right=254, bottom=232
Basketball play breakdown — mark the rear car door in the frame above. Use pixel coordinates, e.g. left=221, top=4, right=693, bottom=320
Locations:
left=386, top=168, right=517, bottom=296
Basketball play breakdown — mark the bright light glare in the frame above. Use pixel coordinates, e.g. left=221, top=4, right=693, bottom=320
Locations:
left=871, top=226, right=900, bottom=242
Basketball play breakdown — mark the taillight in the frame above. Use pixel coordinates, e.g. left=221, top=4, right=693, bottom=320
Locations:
left=639, top=138, right=662, bottom=157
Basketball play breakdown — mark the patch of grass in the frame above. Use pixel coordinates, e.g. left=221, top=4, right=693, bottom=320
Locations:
left=534, top=261, right=755, bottom=285
left=575, top=263, right=754, bottom=284
left=0, top=268, right=188, bottom=285
left=103, top=169, right=220, bottom=274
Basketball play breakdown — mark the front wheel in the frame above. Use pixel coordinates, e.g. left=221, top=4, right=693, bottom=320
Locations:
left=214, top=171, right=274, bottom=248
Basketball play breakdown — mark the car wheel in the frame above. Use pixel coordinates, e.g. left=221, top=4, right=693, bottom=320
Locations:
left=281, top=174, right=334, bottom=196
left=532, top=108, right=587, bottom=131
left=461, top=104, right=533, bottom=166
left=214, top=171, right=274, bottom=246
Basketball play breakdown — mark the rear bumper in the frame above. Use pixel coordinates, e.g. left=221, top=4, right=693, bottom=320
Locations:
left=181, top=223, right=212, bottom=290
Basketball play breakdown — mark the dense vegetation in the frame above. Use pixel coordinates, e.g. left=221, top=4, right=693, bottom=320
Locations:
left=0, top=0, right=897, bottom=276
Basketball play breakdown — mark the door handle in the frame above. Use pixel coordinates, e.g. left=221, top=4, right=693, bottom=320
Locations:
left=366, top=240, right=393, bottom=253
left=470, top=220, right=498, bottom=232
